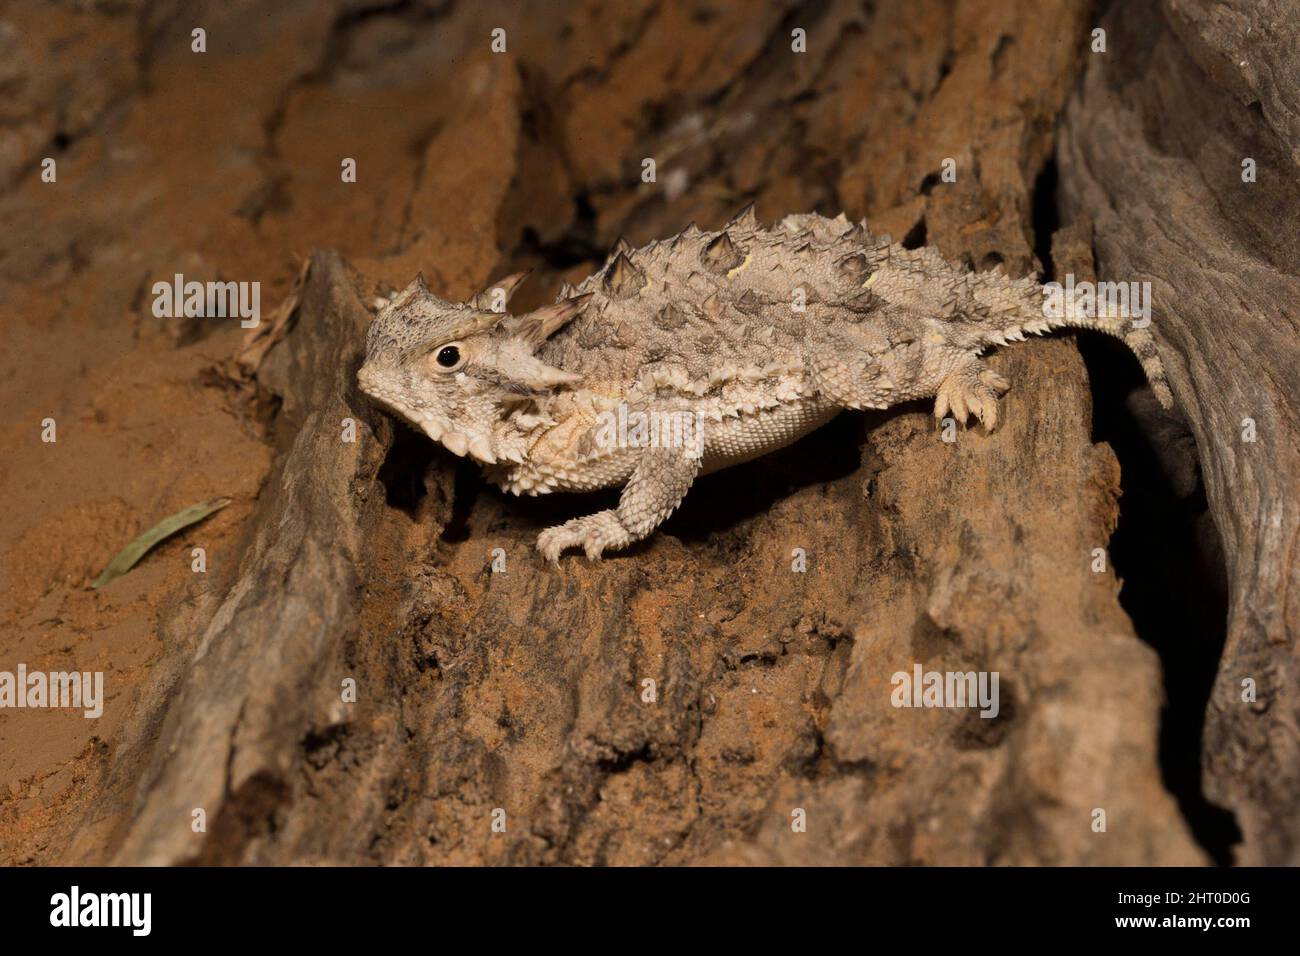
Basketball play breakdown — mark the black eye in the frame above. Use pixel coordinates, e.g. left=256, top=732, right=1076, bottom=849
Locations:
left=435, top=345, right=461, bottom=368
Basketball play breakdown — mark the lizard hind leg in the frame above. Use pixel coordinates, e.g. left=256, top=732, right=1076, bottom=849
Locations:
left=807, top=353, right=898, bottom=411
left=537, top=447, right=701, bottom=562
left=933, top=356, right=1011, bottom=430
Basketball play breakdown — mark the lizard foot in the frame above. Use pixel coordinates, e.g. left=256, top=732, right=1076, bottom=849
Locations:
left=536, top=448, right=700, bottom=564
left=537, top=511, right=630, bottom=563
left=934, top=364, right=1010, bottom=430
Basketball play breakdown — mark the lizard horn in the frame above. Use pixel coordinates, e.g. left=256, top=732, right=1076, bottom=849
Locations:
left=469, top=270, right=532, bottom=313
left=507, top=293, right=594, bottom=347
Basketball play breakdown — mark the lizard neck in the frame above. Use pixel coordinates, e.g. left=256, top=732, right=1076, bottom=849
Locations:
left=491, top=401, right=556, bottom=466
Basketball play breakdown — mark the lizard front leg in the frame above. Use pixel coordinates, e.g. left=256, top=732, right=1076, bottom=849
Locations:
left=537, top=447, right=701, bottom=563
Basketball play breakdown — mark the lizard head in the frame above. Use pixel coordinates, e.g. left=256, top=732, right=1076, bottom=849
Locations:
left=358, top=272, right=589, bottom=464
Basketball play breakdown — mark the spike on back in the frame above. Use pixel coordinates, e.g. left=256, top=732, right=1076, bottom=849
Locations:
left=701, top=232, right=744, bottom=273
left=604, top=252, right=645, bottom=298
left=727, top=203, right=760, bottom=231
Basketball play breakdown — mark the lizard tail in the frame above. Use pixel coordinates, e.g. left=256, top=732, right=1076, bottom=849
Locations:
left=971, top=273, right=1175, bottom=410
left=1119, top=323, right=1174, bottom=409
left=1051, top=309, right=1174, bottom=409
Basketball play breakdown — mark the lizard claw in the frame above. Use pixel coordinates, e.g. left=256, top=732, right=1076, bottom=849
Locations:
left=536, top=512, right=628, bottom=563
left=934, top=363, right=1009, bottom=431
left=536, top=524, right=576, bottom=564
left=979, top=368, right=1011, bottom=393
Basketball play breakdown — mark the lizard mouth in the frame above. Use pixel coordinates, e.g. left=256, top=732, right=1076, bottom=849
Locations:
left=357, top=366, right=448, bottom=444
left=357, top=367, right=501, bottom=464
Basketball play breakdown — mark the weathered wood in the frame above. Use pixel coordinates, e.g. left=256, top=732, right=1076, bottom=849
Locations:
left=88, top=253, right=1201, bottom=865
left=1058, top=0, right=1300, bottom=864
left=79, top=251, right=384, bottom=864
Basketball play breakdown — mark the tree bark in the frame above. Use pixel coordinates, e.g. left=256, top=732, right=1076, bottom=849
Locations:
left=1057, top=0, right=1300, bottom=865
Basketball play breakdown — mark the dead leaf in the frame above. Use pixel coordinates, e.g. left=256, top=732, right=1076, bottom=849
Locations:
left=91, top=498, right=232, bottom=588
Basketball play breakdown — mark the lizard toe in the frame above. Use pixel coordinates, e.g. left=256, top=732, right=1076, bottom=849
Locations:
left=934, top=382, right=954, bottom=423
left=537, top=523, right=579, bottom=563
left=936, top=362, right=1006, bottom=431
left=979, top=368, right=1011, bottom=394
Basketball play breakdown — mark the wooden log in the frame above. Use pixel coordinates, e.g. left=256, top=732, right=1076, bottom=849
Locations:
left=1058, top=0, right=1300, bottom=865
left=92, top=253, right=1202, bottom=864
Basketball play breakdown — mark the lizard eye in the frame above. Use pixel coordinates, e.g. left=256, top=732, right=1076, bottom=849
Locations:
left=433, top=344, right=463, bottom=370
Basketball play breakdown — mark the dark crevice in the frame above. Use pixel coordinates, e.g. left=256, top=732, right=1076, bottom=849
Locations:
left=991, top=34, right=1014, bottom=79
left=376, top=423, right=435, bottom=514
left=936, top=46, right=955, bottom=86
left=439, top=457, right=483, bottom=543
left=188, top=771, right=289, bottom=865
left=901, top=216, right=927, bottom=250
left=1078, top=332, right=1241, bottom=865
left=302, top=724, right=349, bottom=771
left=596, top=742, right=655, bottom=775
left=1030, top=157, right=1058, bottom=280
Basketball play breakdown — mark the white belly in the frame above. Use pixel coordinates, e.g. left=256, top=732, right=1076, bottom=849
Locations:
left=699, top=398, right=840, bottom=474
left=494, top=398, right=841, bottom=494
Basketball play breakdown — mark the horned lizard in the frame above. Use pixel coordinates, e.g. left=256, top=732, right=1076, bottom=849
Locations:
left=358, top=209, right=1171, bottom=562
